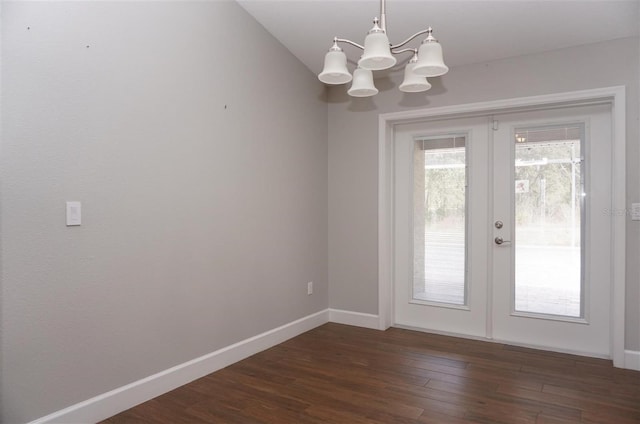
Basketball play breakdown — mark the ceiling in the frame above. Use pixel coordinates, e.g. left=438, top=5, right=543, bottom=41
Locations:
left=236, top=0, right=640, bottom=76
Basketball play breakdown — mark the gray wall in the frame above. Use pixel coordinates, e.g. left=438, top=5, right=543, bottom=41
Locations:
left=636, top=5, right=640, bottom=361
left=0, top=1, right=328, bottom=422
left=328, top=37, right=640, bottom=350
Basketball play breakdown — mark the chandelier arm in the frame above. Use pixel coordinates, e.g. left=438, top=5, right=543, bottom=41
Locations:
left=391, top=48, right=418, bottom=55
left=335, top=38, right=365, bottom=50
left=390, top=28, right=431, bottom=50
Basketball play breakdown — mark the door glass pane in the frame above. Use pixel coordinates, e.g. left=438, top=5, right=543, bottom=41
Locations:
left=413, top=136, right=466, bottom=305
left=513, top=125, right=583, bottom=317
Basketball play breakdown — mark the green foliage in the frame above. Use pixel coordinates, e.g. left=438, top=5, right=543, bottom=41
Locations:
left=514, top=143, right=580, bottom=226
left=422, top=142, right=581, bottom=244
left=425, top=167, right=465, bottom=226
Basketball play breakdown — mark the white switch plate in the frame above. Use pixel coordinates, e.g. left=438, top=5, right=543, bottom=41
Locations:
left=66, top=201, right=81, bottom=226
left=632, top=203, right=640, bottom=221
left=307, top=281, right=313, bottom=295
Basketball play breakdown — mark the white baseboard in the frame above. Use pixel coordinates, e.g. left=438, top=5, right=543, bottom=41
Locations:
left=625, top=350, right=640, bottom=371
left=329, top=308, right=380, bottom=329
left=29, top=309, right=330, bottom=424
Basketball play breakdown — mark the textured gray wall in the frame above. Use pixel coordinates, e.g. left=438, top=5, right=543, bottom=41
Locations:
left=1, top=1, right=328, bottom=422
left=328, top=37, right=640, bottom=350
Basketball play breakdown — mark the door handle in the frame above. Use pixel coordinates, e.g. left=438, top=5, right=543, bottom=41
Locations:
left=494, top=236, right=511, bottom=245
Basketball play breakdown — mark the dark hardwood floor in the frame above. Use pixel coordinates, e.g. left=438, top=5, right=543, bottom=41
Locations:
left=102, top=323, right=640, bottom=423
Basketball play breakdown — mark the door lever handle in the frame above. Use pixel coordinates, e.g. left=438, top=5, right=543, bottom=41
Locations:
left=494, top=236, right=511, bottom=245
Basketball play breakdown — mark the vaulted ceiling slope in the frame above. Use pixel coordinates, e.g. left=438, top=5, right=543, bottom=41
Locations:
left=237, top=0, right=640, bottom=75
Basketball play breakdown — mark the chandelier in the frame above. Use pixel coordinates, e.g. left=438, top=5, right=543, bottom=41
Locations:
left=317, top=0, right=449, bottom=97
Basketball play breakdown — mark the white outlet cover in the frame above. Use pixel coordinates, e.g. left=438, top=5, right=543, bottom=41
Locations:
left=66, top=201, right=81, bottom=226
left=632, top=203, right=640, bottom=221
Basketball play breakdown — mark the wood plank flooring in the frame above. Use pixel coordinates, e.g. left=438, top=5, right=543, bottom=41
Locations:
left=102, top=323, right=640, bottom=423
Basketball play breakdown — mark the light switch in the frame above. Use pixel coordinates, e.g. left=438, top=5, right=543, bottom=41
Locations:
left=66, top=201, right=81, bottom=226
left=632, top=203, right=640, bottom=221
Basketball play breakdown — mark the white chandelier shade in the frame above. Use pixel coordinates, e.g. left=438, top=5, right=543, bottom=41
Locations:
left=348, top=68, right=379, bottom=97
left=318, top=45, right=352, bottom=85
left=358, top=23, right=396, bottom=71
left=414, top=38, right=449, bottom=77
left=399, top=54, right=431, bottom=93
left=317, top=0, right=448, bottom=97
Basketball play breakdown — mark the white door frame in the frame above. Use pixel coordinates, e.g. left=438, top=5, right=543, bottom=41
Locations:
left=377, top=86, right=627, bottom=367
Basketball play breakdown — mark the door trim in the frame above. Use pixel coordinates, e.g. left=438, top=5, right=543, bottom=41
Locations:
left=378, top=86, right=627, bottom=367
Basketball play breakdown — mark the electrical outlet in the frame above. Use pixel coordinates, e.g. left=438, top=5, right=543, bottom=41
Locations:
left=307, top=281, right=313, bottom=295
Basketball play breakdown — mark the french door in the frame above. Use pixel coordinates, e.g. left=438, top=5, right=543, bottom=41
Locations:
left=393, top=104, right=613, bottom=357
